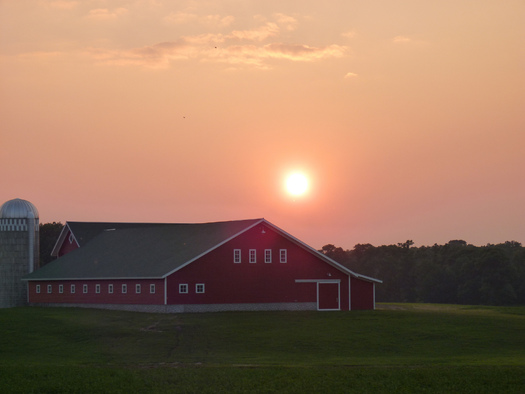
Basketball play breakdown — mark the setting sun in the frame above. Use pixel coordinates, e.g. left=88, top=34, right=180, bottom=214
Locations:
left=286, top=173, right=309, bottom=196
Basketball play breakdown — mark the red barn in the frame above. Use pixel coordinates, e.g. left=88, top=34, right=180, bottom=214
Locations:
left=24, top=219, right=381, bottom=312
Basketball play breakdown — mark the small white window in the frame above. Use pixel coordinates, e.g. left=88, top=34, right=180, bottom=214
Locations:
left=71, top=284, right=75, bottom=294
left=249, top=249, right=256, bottom=263
left=96, top=284, right=101, bottom=294
left=122, top=284, right=127, bottom=294
left=47, top=284, right=52, bottom=294
left=265, top=249, right=272, bottom=263
left=59, top=284, right=64, bottom=294
left=136, top=284, right=141, bottom=294
left=36, top=284, right=41, bottom=294
left=280, top=249, right=287, bottom=263
left=233, top=249, right=241, bottom=263
left=83, top=284, right=88, bottom=294
left=150, top=284, right=155, bottom=294
left=196, top=283, right=205, bottom=293
left=108, top=284, right=113, bottom=294
left=68, top=233, right=74, bottom=244
left=179, top=284, right=188, bottom=294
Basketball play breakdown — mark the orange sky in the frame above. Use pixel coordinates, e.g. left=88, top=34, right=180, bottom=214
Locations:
left=1, top=1, right=524, bottom=249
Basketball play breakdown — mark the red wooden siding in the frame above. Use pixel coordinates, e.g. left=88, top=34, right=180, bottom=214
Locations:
left=28, top=279, right=164, bottom=305
left=166, top=224, right=352, bottom=310
left=318, top=282, right=340, bottom=310
left=57, top=229, right=79, bottom=257
left=351, top=276, right=375, bottom=310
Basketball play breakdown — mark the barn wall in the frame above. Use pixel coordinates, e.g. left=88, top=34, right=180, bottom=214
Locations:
left=57, top=229, right=79, bottom=257
left=166, top=224, right=351, bottom=310
left=350, top=277, right=375, bottom=310
left=27, top=279, right=164, bottom=305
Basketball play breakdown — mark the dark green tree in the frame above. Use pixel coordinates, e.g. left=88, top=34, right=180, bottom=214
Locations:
left=319, top=244, right=348, bottom=264
left=39, top=222, right=64, bottom=266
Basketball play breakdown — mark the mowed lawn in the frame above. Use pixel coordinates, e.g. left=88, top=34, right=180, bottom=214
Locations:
left=1, top=304, right=524, bottom=393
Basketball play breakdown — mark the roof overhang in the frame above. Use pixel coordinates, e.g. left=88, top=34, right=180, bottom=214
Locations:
left=259, top=219, right=382, bottom=284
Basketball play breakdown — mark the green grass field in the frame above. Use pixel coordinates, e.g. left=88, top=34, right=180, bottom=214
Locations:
left=1, top=304, right=524, bottom=393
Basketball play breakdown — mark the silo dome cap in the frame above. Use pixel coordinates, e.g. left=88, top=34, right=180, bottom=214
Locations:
left=0, top=198, right=39, bottom=219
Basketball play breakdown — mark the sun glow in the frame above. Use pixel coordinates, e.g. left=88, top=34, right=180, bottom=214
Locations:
left=286, top=172, right=309, bottom=196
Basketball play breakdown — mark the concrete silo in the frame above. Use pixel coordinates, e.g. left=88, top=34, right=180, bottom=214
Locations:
left=0, top=198, right=39, bottom=308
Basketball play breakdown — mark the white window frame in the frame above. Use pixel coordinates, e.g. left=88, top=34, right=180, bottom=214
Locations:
left=265, top=249, right=272, bottom=263
left=68, top=233, right=74, bottom=244
left=71, top=284, right=75, bottom=294
left=196, top=283, right=205, bottom=294
left=233, top=249, right=241, bottom=263
left=150, top=284, right=155, bottom=294
left=59, top=284, right=64, bottom=294
left=108, top=284, right=113, bottom=294
left=36, top=284, right=41, bottom=294
left=136, top=284, right=141, bottom=294
left=280, top=249, right=287, bottom=263
left=122, top=284, right=127, bottom=294
left=249, top=249, right=256, bottom=263
left=179, top=284, right=188, bottom=294
left=83, top=284, right=88, bottom=294
left=47, top=284, right=52, bottom=294
left=95, top=284, right=101, bottom=294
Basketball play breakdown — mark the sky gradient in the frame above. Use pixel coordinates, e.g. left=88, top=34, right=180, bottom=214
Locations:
left=1, top=0, right=524, bottom=249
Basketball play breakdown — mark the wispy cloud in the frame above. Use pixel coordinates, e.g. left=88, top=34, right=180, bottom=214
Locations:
left=342, top=30, right=356, bottom=39
left=392, top=35, right=429, bottom=47
left=273, top=13, right=298, bottom=31
left=83, top=13, right=347, bottom=69
left=263, top=43, right=346, bottom=61
left=86, top=40, right=192, bottom=68
left=392, top=35, right=412, bottom=43
left=86, top=8, right=128, bottom=20
left=163, top=12, right=235, bottom=28
left=88, top=37, right=346, bottom=69
left=229, top=23, right=280, bottom=42
left=344, top=72, right=358, bottom=79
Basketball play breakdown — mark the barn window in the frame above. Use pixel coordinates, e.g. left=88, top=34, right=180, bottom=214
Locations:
left=265, top=249, right=272, bottom=263
left=196, top=283, right=205, bottom=293
left=136, top=284, right=141, bottom=294
left=233, top=249, right=241, bottom=263
left=71, top=284, right=75, bottom=294
left=249, top=249, right=256, bottom=263
left=47, top=284, right=52, bottom=294
left=96, top=284, right=101, bottom=294
left=68, top=233, right=74, bottom=244
left=122, top=284, right=127, bottom=294
left=59, top=285, right=64, bottom=294
left=150, top=284, right=155, bottom=294
left=108, top=284, right=113, bottom=294
left=36, top=285, right=41, bottom=294
left=179, top=284, right=188, bottom=294
left=83, top=284, right=88, bottom=294
left=280, top=249, right=287, bottom=263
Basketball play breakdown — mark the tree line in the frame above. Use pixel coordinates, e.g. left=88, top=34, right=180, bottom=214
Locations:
left=319, top=240, right=525, bottom=306
left=39, top=222, right=64, bottom=266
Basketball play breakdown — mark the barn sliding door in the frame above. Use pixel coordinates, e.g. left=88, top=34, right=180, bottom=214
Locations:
left=317, top=282, right=340, bottom=311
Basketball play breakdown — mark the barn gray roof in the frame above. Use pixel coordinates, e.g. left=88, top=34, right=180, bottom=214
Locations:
left=25, top=219, right=262, bottom=280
